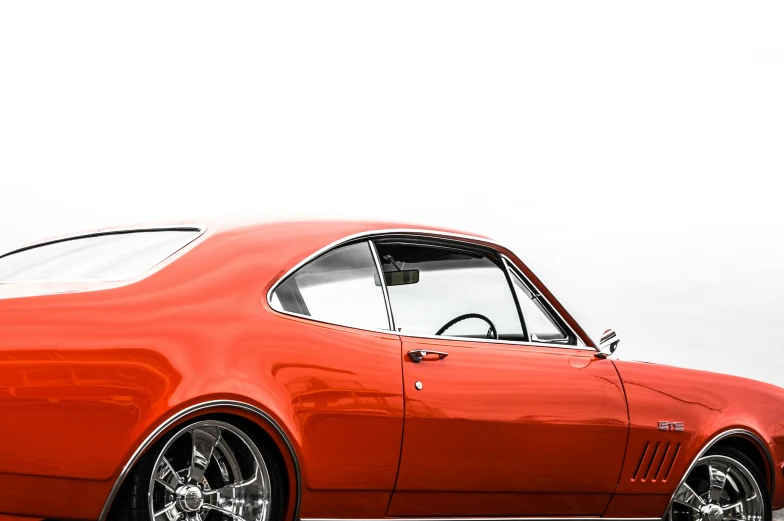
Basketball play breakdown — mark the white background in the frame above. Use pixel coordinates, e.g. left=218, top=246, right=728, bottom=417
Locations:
left=1, top=2, right=782, bottom=387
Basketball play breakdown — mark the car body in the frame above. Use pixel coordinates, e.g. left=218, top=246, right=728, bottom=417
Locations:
left=0, top=220, right=782, bottom=521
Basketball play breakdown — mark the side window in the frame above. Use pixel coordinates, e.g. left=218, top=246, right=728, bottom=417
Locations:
left=507, top=263, right=571, bottom=344
left=375, top=242, right=524, bottom=340
left=270, top=241, right=390, bottom=331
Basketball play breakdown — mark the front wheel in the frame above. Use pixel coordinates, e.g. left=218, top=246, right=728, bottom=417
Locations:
left=669, top=446, right=770, bottom=521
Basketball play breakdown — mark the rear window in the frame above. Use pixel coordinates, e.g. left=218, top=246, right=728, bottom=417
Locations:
left=0, top=229, right=201, bottom=283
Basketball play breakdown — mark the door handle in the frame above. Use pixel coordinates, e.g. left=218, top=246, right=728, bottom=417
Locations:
left=408, top=349, right=449, bottom=363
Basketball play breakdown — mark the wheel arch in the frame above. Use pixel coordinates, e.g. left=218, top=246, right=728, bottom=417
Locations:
left=664, top=428, right=775, bottom=517
left=710, top=435, right=773, bottom=491
left=98, top=399, right=302, bottom=521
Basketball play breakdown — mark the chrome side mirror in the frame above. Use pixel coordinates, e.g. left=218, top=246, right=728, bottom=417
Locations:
left=595, top=328, right=620, bottom=359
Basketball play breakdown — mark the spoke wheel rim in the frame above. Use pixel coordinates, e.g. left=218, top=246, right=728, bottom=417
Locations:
left=670, top=454, right=765, bottom=521
left=148, top=420, right=272, bottom=521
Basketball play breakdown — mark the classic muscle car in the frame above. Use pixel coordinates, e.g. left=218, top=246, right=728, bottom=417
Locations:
left=0, top=221, right=782, bottom=521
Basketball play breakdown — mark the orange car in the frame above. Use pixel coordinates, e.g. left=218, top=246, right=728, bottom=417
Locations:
left=0, top=221, right=782, bottom=521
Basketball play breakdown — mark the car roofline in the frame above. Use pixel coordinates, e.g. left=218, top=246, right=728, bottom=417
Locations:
left=0, top=224, right=207, bottom=260
left=264, top=227, right=595, bottom=350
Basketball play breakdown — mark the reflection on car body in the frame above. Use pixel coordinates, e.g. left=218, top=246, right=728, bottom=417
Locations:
left=0, top=221, right=781, bottom=521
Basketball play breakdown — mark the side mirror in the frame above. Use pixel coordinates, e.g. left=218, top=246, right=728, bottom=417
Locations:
left=595, top=328, right=620, bottom=359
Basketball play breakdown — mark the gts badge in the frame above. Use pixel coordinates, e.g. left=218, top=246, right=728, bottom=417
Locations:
left=658, top=421, right=685, bottom=432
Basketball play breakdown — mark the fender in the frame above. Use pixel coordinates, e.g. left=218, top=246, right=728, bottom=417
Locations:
left=662, top=428, right=775, bottom=517
left=607, top=359, right=784, bottom=518
left=98, top=399, right=303, bottom=521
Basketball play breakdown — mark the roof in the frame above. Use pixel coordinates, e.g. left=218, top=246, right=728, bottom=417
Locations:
left=3, top=219, right=490, bottom=258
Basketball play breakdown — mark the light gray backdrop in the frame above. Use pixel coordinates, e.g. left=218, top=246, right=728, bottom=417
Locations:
left=1, top=2, right=782, bottom=389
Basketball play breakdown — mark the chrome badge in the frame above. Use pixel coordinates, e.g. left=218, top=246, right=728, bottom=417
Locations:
left=658, top=421, right=684, bottom=431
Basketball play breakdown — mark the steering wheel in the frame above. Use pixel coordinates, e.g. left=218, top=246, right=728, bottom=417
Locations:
left=435, top=313, right=498, bottom=340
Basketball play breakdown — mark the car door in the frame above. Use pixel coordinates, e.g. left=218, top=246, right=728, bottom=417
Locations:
left=374, top=239, right=629, bottom=517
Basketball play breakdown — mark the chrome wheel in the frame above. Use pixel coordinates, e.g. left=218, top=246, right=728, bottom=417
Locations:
left=670, top=453, right=766, bottom=521
left=149, top=420, right=272, bottom=521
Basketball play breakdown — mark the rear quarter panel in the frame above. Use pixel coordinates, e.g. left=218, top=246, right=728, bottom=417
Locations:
left=0, top=223, right=407, bottom=520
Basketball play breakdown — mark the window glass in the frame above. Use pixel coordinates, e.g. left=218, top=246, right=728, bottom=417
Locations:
left=507, top=264, right=569, bottom=343
left=376, top=243, right=523, bottom=340
left=0, top=230, right=200, bottom=283
left=270, top=241, right=390, bottom=331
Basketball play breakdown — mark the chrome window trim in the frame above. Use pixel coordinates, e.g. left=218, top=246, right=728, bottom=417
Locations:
left=267, top=308, right=595, bottom=351
left=503, top=257, right=568, bottom=343
left=98, top=399, right=302, bottom=521
left=662, top=428, right=775, bottom=518
left=263, top=309, right=401, bottom=336
left=502, top=256, right=586, bottom=349
left=265, top=228, right=595, bottom=352
left=0, top=225, right=207, bottom=259
left=267, top=239, right=395, bottom=333
left=395, top=332, right=594, bottom=351
left=369, top=240, right=396, bottom=332
left=500, top=253, right=531, bottom=342
left=0, top=225, right=207, bottom=284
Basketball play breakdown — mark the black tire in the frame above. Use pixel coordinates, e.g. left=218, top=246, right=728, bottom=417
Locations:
left=706, top=446, right=772, bottom=521
left=109, top=417, right=285, bottom=521
left=669, top=444, right=771, bottom=521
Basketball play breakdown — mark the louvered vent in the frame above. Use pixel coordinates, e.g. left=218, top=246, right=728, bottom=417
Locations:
left=631, top=441, right=681, bottom=482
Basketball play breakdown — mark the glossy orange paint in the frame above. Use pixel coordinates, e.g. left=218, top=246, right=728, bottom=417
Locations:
left=607, top=359, right=784, bottom=515
left=389, top=338, right=628, bottom=516
left=0, top=220, right=782, bottom=520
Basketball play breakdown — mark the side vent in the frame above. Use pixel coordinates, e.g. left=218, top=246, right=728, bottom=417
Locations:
left=631, top=441, right=681, bottom=482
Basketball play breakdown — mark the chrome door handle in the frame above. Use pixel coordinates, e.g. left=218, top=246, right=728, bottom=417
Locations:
left=408, top=349, right=449, bottom=363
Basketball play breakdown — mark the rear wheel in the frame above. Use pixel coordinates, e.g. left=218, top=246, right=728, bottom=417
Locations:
left=112, top=419, right=280, bottom=521
left=669, top=446, right=770, bottom=521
